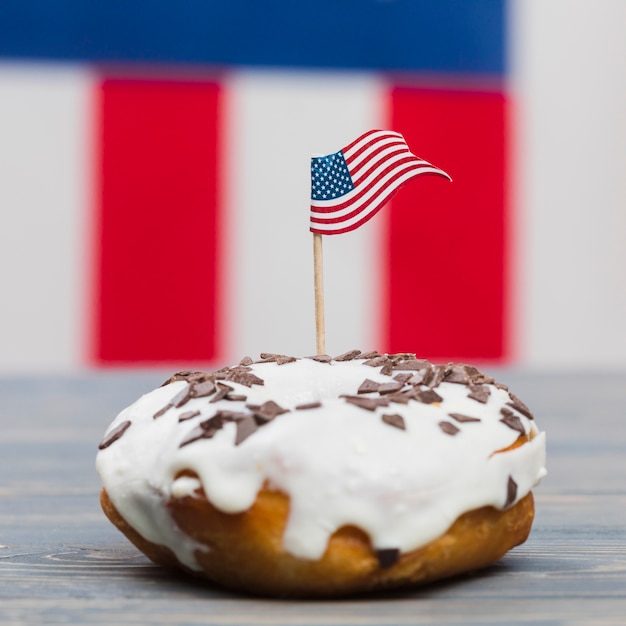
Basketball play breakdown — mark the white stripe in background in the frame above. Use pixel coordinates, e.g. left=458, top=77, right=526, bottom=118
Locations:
left=0, top=64, right=93, bottom=372
left=223, top=71, right=386, bottom=360
left=512, top=0, right=626, bottom=367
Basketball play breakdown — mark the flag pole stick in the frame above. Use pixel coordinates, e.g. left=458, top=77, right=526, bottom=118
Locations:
left=313, top=232, right=326, bottom=355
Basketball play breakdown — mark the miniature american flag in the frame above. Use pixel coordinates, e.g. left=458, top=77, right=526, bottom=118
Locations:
left=310, top=129, right=451, bottom=235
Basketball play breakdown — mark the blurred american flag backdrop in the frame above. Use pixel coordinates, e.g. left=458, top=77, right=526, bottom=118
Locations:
left=0, top=0, right=624, bottom=373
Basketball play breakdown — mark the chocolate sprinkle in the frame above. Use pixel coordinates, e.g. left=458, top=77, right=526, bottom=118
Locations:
left=210, top=383, right=234, bottom=403
left=506, top=393, right=534, bottom=420
left=98, top=420, right=131, bottom=450
left=191, top=380, right=217, bottom=398
left=225, top=368, right=265, bottom=388
left=467, top=383, right=490, bottom=404
left=499, top=408, right=526, bottom=435
left=234, top=415, right=258, bottom=445
left=382, top=413, right=406, bottom=430
left=378, top=380, right=405, bottom=395
left=423, top=364, right=447, bottom=387
left=448, top=412, right=481, bottom=423
left=306, top=354, right=332, bottom=363
left=380, top=362, right=394, bottom=376
left=386, top=391, right=413, bottom=405
left=357, top=350, right=382, bottom=360
left=504, top=476, right=518, bottom=508
left=357, top=379, right=381, bottom=394
left=295, top=402, right=322, bottom=410
left=178, top=410, right=200, bottom=422
left=257, top=353, right=297, bottom=365
left=438, top=421, right=460, bottom=436
left=153, top=403, right=173, bottom=419
left=414, top=388, right=443, bottom=405
left=225, top=394, right=248, bottom=402
left=363, top=355, right=390, bottom=368
left=393, top=373, right=413, bottom=383
left=376, top=548, right=400, bottom=569
left=342, top=395, right=390, bottom=411
left=247, top=400, right=289, bottom=424
left=392, top=359, right=430, bottom=372
left=160, top=370, right=211, bottom=387
left=171, top=384, right=193, bottom=408
left=334, top=349, right=362, bottom=361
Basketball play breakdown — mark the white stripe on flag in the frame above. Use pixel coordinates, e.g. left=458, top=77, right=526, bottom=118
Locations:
left=0, top=64, right=93, bottom=372
left=223, top=71, right=386, bottom=360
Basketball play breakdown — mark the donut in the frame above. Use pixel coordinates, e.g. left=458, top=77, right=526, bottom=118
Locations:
left=96, top=351, right=546, bottom=597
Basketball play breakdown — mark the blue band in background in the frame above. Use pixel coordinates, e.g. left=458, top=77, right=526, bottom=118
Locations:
left=0, top=0, right=506, bottom=75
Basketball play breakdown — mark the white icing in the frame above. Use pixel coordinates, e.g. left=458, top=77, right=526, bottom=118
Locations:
left=96, top=358, right=547, bottom=570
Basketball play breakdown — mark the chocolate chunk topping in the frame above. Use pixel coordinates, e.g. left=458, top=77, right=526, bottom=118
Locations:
left=414, top=388, right=443, bottom=404
left=225, top=368, right=265, bottom=388
left=247, top=400, right=289, bottom=424
left=257, top=353, right=297, bottom=365
left=468, top=383, right=490, bottom=404
left=442, top=364, right=472, bottom=384
left=295, top=402, right=322, bottom=410
left=392, top=359, right=430, bottom=372
left=98, top=420, right=131, bottom=450
left=160, top=370, right=213, bottom=387
left=378, top=380, right=405, bottom=395
left=334, top=349, right=362, bottom=361
left=179, top=426, right=208, bottom=447
left=234, top=415, right=258, bottom=445
left=438, top=421, right=460, bottom=436
left=239, top=356, right=254, bottom=366
left=178, top=410, right=200, bottom=422
left=210, top=383, right=234, bottom=403
left=499, top=408, right=526, bottom=435
left=393, top=373, right=413, bottom=383
left=363, top=355, right=390, bottom=368
left=380, top=362, right=394, bottom=376
left=306, top=354, right=332, bottom=363
left=171, top=384, right=193, bottom=408
left=448, top=412, right=481, bottom=423
left=376, top=548, right=400, bottom=569
left=180, top=410, right=251, bottom=447
left=504, top=476, right=518, bottom=508
left=153, top=403, right=173, bottom=419
left=423, top=364, right=447, bottom=387
left=382, top=413, right=406, bottom=430
left=506, top=393, right=534, bottom=420
left=342, top=395, right=390, bottom=411
left=276, top=355, right=297, bottom=365
left=191, top=380, right=217, bottom=398
left=357, top=350, right=382, bottom=360
left=443, top=363, right=490, bottom=385
left=386, top=390, right=413, bottom=405
left=225, top=394, right=247, bottom=402
left=357, top=379, right=381, bottom=394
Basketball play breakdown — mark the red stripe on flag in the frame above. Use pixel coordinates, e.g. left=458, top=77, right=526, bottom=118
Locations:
left=92, top=78, right=223, bottom=364
left=383, top=87, right=509, bottom=362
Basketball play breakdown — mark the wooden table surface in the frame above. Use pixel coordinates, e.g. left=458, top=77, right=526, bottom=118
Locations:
left=1, top=369, right=625, bottom=625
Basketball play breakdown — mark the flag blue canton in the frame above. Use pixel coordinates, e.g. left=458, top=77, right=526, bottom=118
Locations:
left=311, top=151, right=354, bottom=201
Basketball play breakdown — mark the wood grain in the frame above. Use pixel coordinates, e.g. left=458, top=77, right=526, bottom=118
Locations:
left=1, top=371, right=625, bottom=624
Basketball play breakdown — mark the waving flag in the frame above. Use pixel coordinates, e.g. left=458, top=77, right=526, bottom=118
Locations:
left=310, top=130, right=450, bottom=235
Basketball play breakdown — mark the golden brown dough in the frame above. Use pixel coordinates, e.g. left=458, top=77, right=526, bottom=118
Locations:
left=100, top=486, right=535, bottom=597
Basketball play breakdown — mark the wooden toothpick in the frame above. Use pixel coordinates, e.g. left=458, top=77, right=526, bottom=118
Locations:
left=313, top=232, right=326, bottom=355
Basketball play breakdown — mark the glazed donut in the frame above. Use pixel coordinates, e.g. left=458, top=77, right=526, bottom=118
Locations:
left=96, top=351, right=546, bottom=597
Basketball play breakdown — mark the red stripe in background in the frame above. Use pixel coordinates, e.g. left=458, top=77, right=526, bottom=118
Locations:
left=92, top=78, right=223, bottom=364
left=383, top=87, right=509, bottom=363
